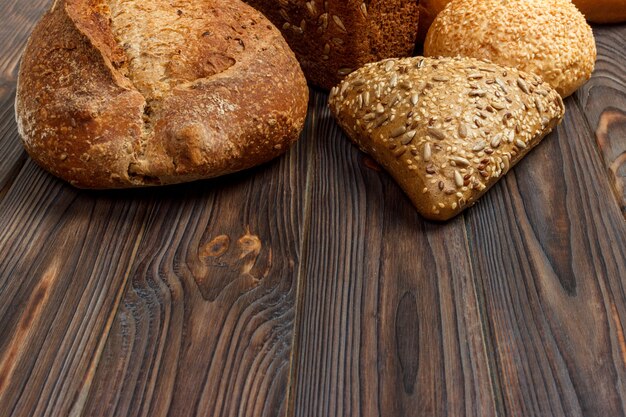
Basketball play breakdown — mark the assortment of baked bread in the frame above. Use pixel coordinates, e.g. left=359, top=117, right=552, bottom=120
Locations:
left=16, top=0, right=605, bottom=219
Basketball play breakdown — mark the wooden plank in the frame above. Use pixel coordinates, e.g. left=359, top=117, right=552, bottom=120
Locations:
left=0, top=161, right=150, bottom=417
left=575, top=24, right=626, bottom=216
left=79, top=107, right=312, bottom=417
left=465, top=93, right=626, bottom=416
left=288, top=91, right=498, bottom=417
left=0, top=0, right=51, bottom=194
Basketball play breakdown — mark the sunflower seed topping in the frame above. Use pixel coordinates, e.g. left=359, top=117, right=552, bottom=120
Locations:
left=454, top=171, right=464, bottom=188
left=427, top=127, right=446, bottom=140
left=490, top=133, right=502, bottom=148
left=418, top=142, right=430, bottom=162
left=390, top=126, right=407, bottom=138
left=333, top=15, right=347, bottom=32
left=517, top=78, right=530, bottom=94
left=472, top=141, right=486, bottom=152
left=451, top=156, right=470, bottom=167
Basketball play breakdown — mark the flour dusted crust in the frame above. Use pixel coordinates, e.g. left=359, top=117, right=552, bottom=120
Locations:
left=424, top=0, right=596, bottom=98
left=244, top=0, right=421, bottom=90
left=16, top=0, right=308, bottom=188
left=329, top=56, right=565, bottom=221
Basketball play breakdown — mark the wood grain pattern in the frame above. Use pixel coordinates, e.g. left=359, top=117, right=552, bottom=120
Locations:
left=288, top=92, right=497, bottom=417
left=0, top=161, right=150, bottom=417
left=0, top=0, right=51, bottom=194
left=576, top=25, right=626, bottom=216
left=79, top=114, right=311, bottom=417
left=0, top=3, right=625, bottom=416
left=464, top=94, right=626, bottom=417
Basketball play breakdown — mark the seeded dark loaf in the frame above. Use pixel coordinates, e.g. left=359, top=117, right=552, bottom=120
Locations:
left=244, top=0, right=421, bottom=90
left=16, top=0, right=308, bottom=189
left=329, top=56, right=565, bottom=221
left=572, top=0, right=626, bottom=23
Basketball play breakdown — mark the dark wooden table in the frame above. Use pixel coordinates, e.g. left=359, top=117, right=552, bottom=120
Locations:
left=1, top=1, right=626, bottom=416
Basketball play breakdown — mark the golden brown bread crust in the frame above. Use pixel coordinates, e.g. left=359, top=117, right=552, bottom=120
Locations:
left=423, top=0, right=596, bottom=98
left=243, top=0, right=421, bottom=90
left=573, top=0, right=626, bottom=23
left=329, top=57, right=565, bottom=221
left=16, top=0, right=308, bottom=188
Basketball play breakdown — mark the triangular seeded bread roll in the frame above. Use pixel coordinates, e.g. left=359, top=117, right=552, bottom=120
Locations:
left=329, top=56, right=565, bottom=221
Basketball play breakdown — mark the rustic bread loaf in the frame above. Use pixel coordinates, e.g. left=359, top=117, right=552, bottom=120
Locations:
left=244, top=0, right=420, bottom=90
left=16, top=0, right=308, bottom=189
left=329, top=56, right=565, bottom=221
left=572, top=0, right=626, bottom=23
left=424, top=0, right=596, bottom=98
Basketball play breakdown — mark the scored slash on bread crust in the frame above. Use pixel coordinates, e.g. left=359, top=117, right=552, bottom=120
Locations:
left=329, top=56, right=565, bottom=221
left=16, top=0, right=308, bottom=189
left=243, top=0, right=420, bottom=90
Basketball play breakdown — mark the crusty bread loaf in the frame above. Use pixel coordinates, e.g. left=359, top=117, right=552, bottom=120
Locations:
left=243, top=0, right=420, bottom=90
left=329, top=56, right=565, bottom=221
left=573, top=0, right=626, bottom=23
left=424, top=0, right=596, bottom=98
left=16, top=0, right=308, bottom=189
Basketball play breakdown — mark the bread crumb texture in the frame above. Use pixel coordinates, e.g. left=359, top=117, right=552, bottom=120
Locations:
left=424, top=0, right=596, bottom=97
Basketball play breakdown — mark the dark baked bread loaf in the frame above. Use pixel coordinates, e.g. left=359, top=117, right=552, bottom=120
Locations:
left=244, top=0, right=420, bottom=89
left=329, top=56, right=565, bottom=220
left=16, top=0, right=308, bottom=188
left=572, top=0, right=626, bottom=23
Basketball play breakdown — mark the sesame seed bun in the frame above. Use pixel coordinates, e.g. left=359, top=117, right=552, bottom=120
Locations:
left=424, top=0, right=597, bottom=97
left=572, top=0, right=626, bottom=24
